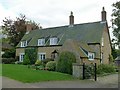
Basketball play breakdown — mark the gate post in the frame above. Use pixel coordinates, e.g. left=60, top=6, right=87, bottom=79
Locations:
left=83, top=63, right=85, bottom=80
left=94, top=63, right=97, bottom=81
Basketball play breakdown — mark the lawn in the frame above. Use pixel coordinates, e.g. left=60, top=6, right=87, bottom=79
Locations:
left=2, top=64, right=74, bottom=83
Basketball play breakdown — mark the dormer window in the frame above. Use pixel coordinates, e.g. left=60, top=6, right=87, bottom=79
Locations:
left=88, top=52, right=94, bottom=60
left=21, top=41, right=27, bottom=47
left=38, top=38, right=45, bottom=46
left=50, top=37, right=58, bottom=45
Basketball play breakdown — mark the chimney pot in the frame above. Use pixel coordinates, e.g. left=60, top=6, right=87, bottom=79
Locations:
left=101, top=7, right=107, bottom=21
left=69, top=11, right=74, bottom=25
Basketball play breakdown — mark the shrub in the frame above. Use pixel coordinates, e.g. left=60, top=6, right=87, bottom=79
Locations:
left=97, top=64, right=116, bottom=75
left=35, top=60, right=41, bottom=66
left=2, top=58, right=16, bottom=64
left=2, top=48, right=15, bottom=58
left=23, top=54, right=30, bottom=65
left=41, top=58, right=54, bottom=67
left=56, top=51, right=76, bottom=74
left=25, top=48, right=37, bottom=64
left=45, top=61, right=56, bottom=71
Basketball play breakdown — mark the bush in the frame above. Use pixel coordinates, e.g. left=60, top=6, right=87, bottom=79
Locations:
left=45, top=61, right=56, bottom=71
left=2, top=58, right=16, bottom=64
left=97, top=64, right=116, bottom=75
left=23, top=54, right=30, bottom=65
left=41, top=58, right=54, bottom=67
left=35, top=60, right=41, bottom=66
left=2, top=48, right=15, bottom=58
left=56, top=51, right=76, bottom=74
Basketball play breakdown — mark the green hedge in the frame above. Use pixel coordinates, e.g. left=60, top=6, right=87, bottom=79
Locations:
left=56, top=51, right=76, bottom=74
left=2, top=58, right=16, bottom=64
left=97, top=64, right=116, bottom=75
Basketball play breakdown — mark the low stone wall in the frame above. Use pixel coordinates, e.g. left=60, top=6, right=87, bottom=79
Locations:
left=72, top=63, right=83, bottom=79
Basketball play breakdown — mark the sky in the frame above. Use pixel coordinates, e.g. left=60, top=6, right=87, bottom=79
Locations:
left=0, top=0, right=118, bottom=40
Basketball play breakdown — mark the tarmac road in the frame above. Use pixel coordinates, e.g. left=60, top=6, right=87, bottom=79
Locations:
left=1, top=73, right=119, bottom=88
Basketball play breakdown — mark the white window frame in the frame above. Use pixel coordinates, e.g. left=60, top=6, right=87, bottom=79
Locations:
left=88, top=52, right=94, bottom=60
left=38, top=53, right=46, bottom=60
left=50, top=37, right=58, bottom=45
left=19, top=53, right=25, bottom=62
left=101, top=37, right=104, bottom=46
left=38, top=38, right=45, bottom=46
left=21, top=41, right=27, bottom=47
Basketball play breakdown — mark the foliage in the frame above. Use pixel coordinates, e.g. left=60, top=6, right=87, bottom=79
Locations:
left=25, top=48, right=37, bottom=64
left=41, top=58, right=54, bottom=67
left=112, top=49, right=120, bottom=59
left=109, top=54, right=114, bottom=63
left=35, top=60, right=41, bottom=66
left=45, top=61, right=56, bottom=71
left=56, top=51, right=76, bottom=75
left=97, top=64, right=116, bottom=75
left=2, top=58, right=16, bottom=64
left=23, top=54, right=30, bottom=65
left=2, top=64, right=74, bottom=83
left=2, top=48, right=15, bottom=58
left=2, top=14, right=40, bottom=46
left=111, top=1, right=120, bottom=49
left=84, top=64, right=95, bottom=79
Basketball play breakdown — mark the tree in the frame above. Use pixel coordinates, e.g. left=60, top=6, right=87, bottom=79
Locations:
left=56, top=51, right=76, bottom=74
left=2, top=14, right=40, bottom=47
left=111, top=1, right=120, bottom=49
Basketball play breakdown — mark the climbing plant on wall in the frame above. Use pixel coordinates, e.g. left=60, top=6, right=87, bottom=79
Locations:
left=25, top=47, right=37, bottom=64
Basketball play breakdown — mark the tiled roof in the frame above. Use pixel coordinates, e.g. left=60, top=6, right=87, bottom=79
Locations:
left=17, top=21, right=106, bottom=47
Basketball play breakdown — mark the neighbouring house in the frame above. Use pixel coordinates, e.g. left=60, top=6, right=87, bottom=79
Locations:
left=16, top=7, right=112, bottom=64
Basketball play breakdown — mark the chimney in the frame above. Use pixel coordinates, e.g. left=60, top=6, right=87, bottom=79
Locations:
left=26, top=24, right=33, bottom=32
left=69, top=11, right=74, bottom=25
left=101, top=7, right=107, bottom=21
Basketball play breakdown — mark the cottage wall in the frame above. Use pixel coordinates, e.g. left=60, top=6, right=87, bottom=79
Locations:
left=37, top=46, right=61, bottom=59
left=101, top=26, right=111, bottom=64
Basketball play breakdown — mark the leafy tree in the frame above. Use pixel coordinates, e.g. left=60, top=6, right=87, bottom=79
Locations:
left=56, top=51, right=76, bottom=74
left=2, top=14, right=40, bottom=47
left=23, top=54, right=30, bottom=65
left=111, top=1, right=120, bottom=49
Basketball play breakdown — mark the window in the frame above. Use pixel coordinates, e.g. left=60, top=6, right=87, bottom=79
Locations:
left=88, top=52, right=94, bottom=60
left=21, top=41, right=27, bottom=47
left=38, top=38, right=45, bottom=46
left=19, top=53, right=25, bottom=62
left=101, top=53, right=103, bottom=63
left=38, top=53, right=46, bottom=60
left=101, top=37, right=104, bottom=46
left=50, top=37, right=58, bottom=45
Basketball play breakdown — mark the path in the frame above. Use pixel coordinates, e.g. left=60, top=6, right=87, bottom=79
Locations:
left=1, top=73, right=118, bottom=88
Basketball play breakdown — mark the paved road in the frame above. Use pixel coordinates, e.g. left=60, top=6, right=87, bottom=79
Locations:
left=1, top=73, right=118, bottom=88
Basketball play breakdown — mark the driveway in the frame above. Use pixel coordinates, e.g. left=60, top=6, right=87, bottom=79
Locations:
left=1, top=73, right=118, bottom=88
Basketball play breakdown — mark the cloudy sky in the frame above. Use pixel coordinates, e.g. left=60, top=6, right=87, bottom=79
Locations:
left=0, top=0, right=118, bottom=39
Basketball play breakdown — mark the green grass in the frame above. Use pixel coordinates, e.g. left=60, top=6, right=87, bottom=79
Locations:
left=0, top=64, right=2, bottom=76
left=2, top=64, right=74, bottom=83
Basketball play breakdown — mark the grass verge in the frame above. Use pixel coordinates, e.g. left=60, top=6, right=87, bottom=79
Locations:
left=2, top=64, right=74, bottom=83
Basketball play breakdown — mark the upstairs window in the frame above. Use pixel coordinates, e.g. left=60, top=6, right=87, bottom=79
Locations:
left=50, top=37, right=58, bottom=45
left=88, top=52, right=95, bottom=60
left=21, top=41, right=27, bottom=47
left=38, top=38, right=45, bottom=46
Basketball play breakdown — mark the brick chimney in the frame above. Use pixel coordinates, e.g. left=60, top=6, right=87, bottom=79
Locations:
left=69, top=11, right=74, bottom=25
left=101, top=7, right=107, bottom=21
left=26, top=24, right=33, bottom=32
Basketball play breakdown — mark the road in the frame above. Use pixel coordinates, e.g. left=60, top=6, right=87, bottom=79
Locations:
left=1, top=73, right=119, bottom=88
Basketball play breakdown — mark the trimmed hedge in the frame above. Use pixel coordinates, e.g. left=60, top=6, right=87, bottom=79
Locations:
left=56, top=51, right=76, bottom=74
left=2, top=58, right=16, bottom=64
left=45, top=61, right=56, bottom=71
left=97, top=64, right=116, bottom=75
